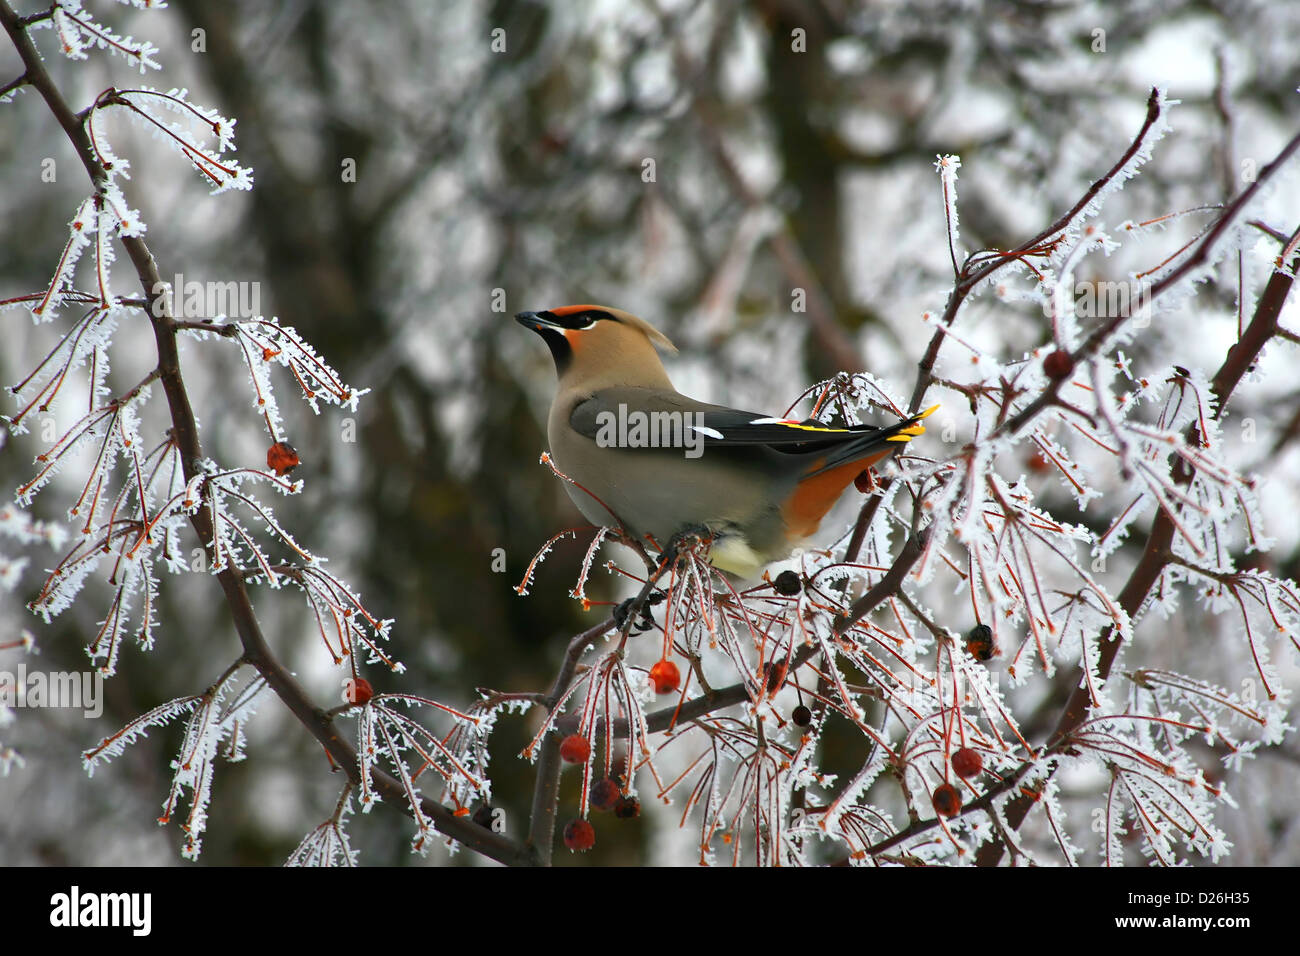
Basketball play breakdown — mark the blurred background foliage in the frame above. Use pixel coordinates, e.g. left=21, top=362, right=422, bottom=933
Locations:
left=2, top=0, right=1298, bottom=865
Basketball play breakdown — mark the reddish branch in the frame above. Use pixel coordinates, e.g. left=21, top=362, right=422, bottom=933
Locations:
left=998, top=125, right=1300, bottom=439
left=877, top=106, right=1300, bottom=864
left=908, top=89, right=1166, bottom=415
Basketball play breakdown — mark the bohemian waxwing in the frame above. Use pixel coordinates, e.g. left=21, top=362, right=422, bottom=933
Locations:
left=516, top=305, right=935, bottom=578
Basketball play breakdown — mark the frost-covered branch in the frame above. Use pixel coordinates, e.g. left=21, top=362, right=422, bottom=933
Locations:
left=977, top=214, right=1300, bottom=864
left=1, top=0, right=532, bottom=866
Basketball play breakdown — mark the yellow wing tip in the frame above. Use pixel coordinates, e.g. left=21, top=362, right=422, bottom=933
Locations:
left=788, top=423, right=852, bottom=434
left=885, top=406, right=937, bottom=442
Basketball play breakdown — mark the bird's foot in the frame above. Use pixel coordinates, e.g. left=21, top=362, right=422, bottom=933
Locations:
left=662, top=524, right=715, bottom=566
left=613, top=589, right=666, bottom=633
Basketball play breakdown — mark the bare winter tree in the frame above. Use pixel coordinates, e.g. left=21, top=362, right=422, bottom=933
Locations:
left=2, top=0, right=1298, bottom=867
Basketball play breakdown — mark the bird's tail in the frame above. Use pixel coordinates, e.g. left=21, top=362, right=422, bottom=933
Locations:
left=805, top=404, right=939, bottom=477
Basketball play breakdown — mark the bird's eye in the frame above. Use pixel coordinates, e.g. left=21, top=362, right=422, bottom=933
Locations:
left=543, top=310, right=605, bottom=331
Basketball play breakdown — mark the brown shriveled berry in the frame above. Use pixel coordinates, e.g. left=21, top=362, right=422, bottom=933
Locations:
left=773, top=570, right=802, bottom=596
left=965, top=623, right=995, bottom=662
left=563, top=819, right=595, bottom=851
left=613, top=795, right=641, bottom=819
left=932, top=783, right=962, bottom=818
left=590, top=777, right=620, bottom=811
left=762, top=661, right=788, bottom=693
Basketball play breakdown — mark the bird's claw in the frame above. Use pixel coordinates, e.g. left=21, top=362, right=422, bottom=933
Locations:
left=663, top=524, right=714, bottom=565
left=613, top=589, right=665, bottom=633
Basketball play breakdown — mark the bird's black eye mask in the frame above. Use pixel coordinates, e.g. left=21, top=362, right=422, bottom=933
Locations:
left=536, top=309, right=610, bottom=330
left=517, top=309, right=604, bottom=376
left=515, top=308, right=626, bottom=377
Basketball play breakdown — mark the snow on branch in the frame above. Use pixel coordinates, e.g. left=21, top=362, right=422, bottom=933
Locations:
left=50, top=0, right=161, bottom=73
left=351, top=693, right=489, bottom=854
left=88, top=86, right=252, bottom=194
left=287, top=789, right=359, bottom=867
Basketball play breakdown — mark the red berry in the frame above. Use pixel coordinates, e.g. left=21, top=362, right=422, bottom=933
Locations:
left=854, top=469, right=876, bottom=493
left=951, top=747, right=983, bottom=778
left=792, top=704, right=812, bottom=727
left=1043, top=349, right=1075, bottom=380
left=613, top=795, right=641, bottom=819
left=559, top=734, right=591, bottom=764
left=345, top=677, right=373, bottom=705
left=649, top=659, right=680, bottom=695
left=590, top=777, right=620, bottom=811
left=932, top=783, right=962, bottom=818
left=563, top=819, right=595, bottom=851
left=266, top=440, right=300, bottom=477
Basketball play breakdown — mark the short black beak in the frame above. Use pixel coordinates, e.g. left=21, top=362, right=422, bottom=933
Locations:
left=515, top=311, right=553, bottom=333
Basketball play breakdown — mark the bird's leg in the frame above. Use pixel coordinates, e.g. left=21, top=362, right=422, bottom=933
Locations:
left=663, top=523, right=714, bottom=566
left=612, top=589, right=665, bottom=634
left=613, top=524, right=708, bottom=634
left=613, top=525, right=711, bottom=648
left=612, top=544, right=676, bottom=648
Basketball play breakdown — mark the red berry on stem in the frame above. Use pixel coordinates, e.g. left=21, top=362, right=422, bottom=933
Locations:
left=559, top=734, right=591, bottom=764
left=267, top=440, right=300, bottom=477
left=563, top=819, right=595, bottom=851
left=346, top=677, right=373, bottom=705
left=613, top=795, right=641, bottom=819
left=951, top=747, right=983, bottom=778
left=649, top=659, right=680, bottom=695
left=1027, top=449, right=1052, bottom=473
left=1043, top=349, right=1075, bottom=380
